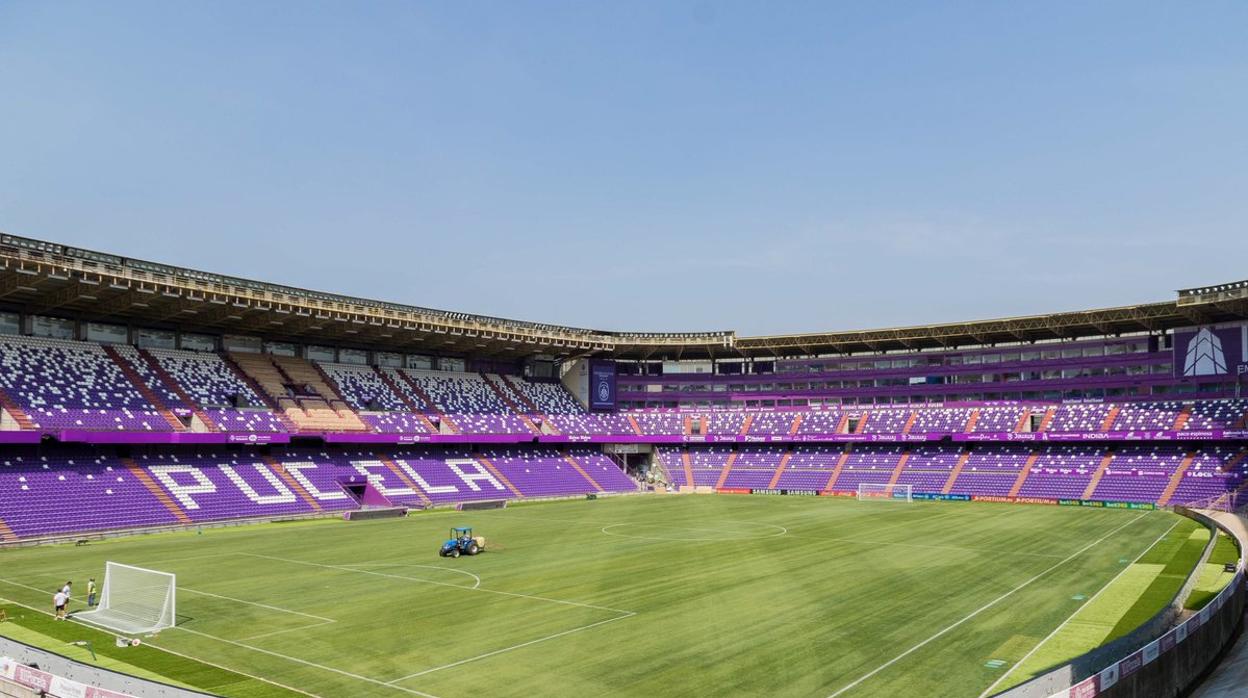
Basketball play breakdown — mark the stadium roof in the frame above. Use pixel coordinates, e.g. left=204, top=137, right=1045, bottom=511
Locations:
left=2, top=232, right=1246, bottom=362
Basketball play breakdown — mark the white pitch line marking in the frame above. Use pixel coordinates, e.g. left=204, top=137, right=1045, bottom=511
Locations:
left=173, top=625, right=442, bottom=698
left=976, top=518, right=1182, bottom=697
left=338, top=562, right=482, bottom=589
left=241, top=552, right=635, bottom=615
left=239, top=552, right=638, bottom=684
left=388, top=611, right=636, bottom=683
left=825, top=511, right=1152, bottom=698
left=600, top=521, right=788, bottom=542
left=180, top=587, right=336, bottom=622
left=239, top=619, right=338, bottom=642
left=788, top=534, right=1068, bottom=560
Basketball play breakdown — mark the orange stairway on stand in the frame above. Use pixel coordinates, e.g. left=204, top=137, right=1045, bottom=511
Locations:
left=942, top=450, right=972, bottom=494
left=373, top=453, right=433, bottom=507
left=715, top=452, right=739, bottom=489
left=1007, top=451, right=1042, bottom=498
left=1219, top=449, right=1248, bottom=473
left=480, top=374, right=541, bottom=434
left=262, top=456, right=323, bottom=511
left=823, top=446, right=853, bottom=491
left=964, top=409, right=980, bottom=433
left=0, top=387, right=37, bottom=431
left=1100, top=405, right=1121, bottom=432
left=855, top=412, right=870, bottom=434
left=564, top=454, right=605, bottom=493
left=1013, top=409, right=1031, bottom=433
left=1081, top=450, right=1116, bottom=500
left=901, top=412, right=918, bottom=435
left=1157, top=451, right=1198, bottom=506
left=1171, top=406, right=1192, bottom=431
left=886, top=451, right=911, bottom=487
left=682, top=452, right=695, bottom=489
left=789, top=414, right=803, bottom=435
left=627, top=415, right=643, bottom=436
left=374, top=369, right=438, bottom=433
left=740, top=414, right=754, bottom=436
left=136, top=348, right=218, bottom=431
left=124, top=459, right=192, bottom=524
left=500, top=375, right=542, bottom=414
left=392, top=370, right=459, bottom=433
left=767, top=452, right=793, bottom=489
left=475, top=455, right=523, bottom=498
left=1037, top=407, right=1056, bottom=432
left=0, top=516, right=16, bottom=542
left=102, top=345, right=184, bottom=431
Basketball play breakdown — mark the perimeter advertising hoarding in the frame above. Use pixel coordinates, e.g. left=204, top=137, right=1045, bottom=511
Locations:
left=1173, top=323, right=1248, bottom=379
left=589, top=360, right=618, bottom=410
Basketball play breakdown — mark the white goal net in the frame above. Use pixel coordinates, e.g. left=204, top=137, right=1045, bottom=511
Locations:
left=74, top=562, right=176, bottom=635
left=857, top=483, right=913, bottom=502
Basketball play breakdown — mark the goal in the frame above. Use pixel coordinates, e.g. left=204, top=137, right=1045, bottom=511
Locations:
left=857, top=483, right=913, bottom=502
left=74, top=562, right=176, bottom=635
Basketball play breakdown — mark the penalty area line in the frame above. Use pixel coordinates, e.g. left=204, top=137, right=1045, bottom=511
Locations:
left=825, top=511, right=1151, bottom=698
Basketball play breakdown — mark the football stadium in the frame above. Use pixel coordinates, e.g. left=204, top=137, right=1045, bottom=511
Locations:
left=4, top=4, right=1248, bottom=698
left=0, top=237, right=1244, bottom=698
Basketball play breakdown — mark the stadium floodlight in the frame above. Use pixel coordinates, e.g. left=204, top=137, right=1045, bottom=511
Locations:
left=857, top=483, right=913, bottom=503
left=74, top=562, right=175, bottom=635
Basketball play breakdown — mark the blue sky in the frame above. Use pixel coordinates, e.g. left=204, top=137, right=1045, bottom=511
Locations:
left=2, top=2, right=1246, bottom=335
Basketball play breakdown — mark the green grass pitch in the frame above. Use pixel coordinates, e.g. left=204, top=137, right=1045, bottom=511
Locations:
left=0, top=496, right=1187, bottom=697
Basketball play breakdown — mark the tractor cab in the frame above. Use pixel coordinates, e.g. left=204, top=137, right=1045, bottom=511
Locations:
left=439, top=527, right=485, bottom=558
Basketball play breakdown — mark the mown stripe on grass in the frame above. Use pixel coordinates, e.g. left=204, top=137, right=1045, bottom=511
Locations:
left=1106, top=522, right=1209, bottom=640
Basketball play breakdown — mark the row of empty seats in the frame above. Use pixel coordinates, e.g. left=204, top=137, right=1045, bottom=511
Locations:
left=0, top=445, right=639, bottom=540
left=657, top=443, right=1248, bottom=507
left=1, top=336, right=1246, bottom=439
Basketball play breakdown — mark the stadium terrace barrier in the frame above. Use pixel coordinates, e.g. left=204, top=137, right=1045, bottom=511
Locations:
left=1, top=640, right=214, bottom=698
left=54, top=430, right=290, bottom=445
left=993, top=508, right=1244, bottom=698
left=29, top=428, right=1248, bottom=445
left=717, top=488, right=1160, bottom=510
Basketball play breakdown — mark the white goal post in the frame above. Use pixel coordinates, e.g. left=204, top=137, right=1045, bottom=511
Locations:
left=74, top=562, right=176, bottom=635
left=857, top=483, right=913, bottom=502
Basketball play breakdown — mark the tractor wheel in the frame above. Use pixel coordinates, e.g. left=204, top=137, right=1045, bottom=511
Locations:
left=450, top=548, right=460, bottom=558
left=467, top=542, right=479, bottom=555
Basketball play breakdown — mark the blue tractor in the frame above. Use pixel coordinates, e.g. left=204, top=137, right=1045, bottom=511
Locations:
left=439, top=527, right=485, bottom=558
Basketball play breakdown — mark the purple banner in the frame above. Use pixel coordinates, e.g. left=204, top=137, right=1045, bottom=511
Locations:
left=955, top=429, right=1247, bottom=443
left=26, top=426, right=1248, bottom=447
left=55, top=430, right=290, bottom=445
left=322, top=432, right=530, bottom=444
left=589, top=360, right=617, bottom=411
left=1173, top=324, right=1248, bottom=379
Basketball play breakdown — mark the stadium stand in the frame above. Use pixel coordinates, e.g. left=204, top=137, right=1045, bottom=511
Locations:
left=0, top=336, right=172, bottom=432
left=1, top=235, right=1248, bottom=555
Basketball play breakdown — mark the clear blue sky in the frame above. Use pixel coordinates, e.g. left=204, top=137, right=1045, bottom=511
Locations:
left=2, top=2, right=1246, bottom=336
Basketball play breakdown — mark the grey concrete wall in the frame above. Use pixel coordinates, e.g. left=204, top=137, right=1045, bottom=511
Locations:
left=1, top=636, right=217, bottom=698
